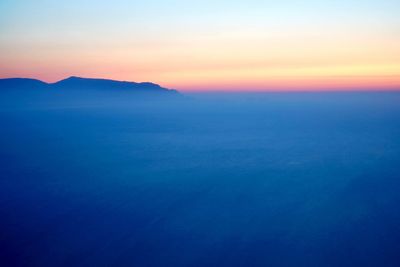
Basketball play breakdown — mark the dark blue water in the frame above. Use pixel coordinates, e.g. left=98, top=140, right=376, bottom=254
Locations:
left=1, top=92, right=400, bottom=266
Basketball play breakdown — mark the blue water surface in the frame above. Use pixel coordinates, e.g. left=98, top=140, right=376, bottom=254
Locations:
left=1, top=92, right=399, bottom=266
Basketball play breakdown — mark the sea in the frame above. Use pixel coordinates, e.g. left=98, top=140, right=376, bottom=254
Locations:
left=1, top=91, right=399, bottom=266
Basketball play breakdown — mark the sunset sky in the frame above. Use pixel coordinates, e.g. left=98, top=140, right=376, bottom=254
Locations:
left=1, top=0, right=399, bottom=91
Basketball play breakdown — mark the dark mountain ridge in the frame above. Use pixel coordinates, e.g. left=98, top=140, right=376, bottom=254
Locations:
left=0, top=76, right=178, bottom=94
left=0, top=78, right=49, bottom=90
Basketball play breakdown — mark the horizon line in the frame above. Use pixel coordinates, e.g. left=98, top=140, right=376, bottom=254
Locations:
left=1, top=75, right=399, bottom=93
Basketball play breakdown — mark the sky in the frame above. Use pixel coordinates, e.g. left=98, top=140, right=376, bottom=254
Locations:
left=1, top=0, right=399, bottom=91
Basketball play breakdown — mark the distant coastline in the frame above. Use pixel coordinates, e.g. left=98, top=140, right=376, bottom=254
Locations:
left=0, top=76, right=178, bottom=94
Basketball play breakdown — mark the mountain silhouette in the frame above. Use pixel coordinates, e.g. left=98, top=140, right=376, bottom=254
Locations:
left=0, top=76, right=178, bottom=94
left=0, top=78, right=49, bottom=90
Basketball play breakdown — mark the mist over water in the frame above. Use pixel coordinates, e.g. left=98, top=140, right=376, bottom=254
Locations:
left=1, top=90, right=400, bottom=266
